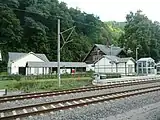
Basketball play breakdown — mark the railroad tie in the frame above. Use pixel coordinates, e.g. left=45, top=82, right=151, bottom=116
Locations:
left=42, top=106, right=47, bottom=110
left=102, top=96, right=108, bottom=99
left=85, top=99, right=91, bottom=102
left=40, top=113, right=44, bottom=116
left=73, top=101, right=79, bottom=104
left=66, top=102, right=72, bottom=105
left=50, top=104, right=56, bottom=108
left=92, top=98, right=98, bottom=101
left=33, top=107, right=38, bottom=111
left=58, top=103, right=64, bottom=107
left=12, top=110, right=17, bottom=115
left=80, top=100, right=86, bottom=103
left=23, top=109, right=28, bottom=113
left=97, top=97, right=103, bottom=100
left=0, top=112, right=4, bottom=117
left=50, top=111, right=54, bottom=114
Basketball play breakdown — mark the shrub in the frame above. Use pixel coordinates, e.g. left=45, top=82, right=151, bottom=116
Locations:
left=11, top=75, right=22, bottom=81
left=8, top=78, right=92, bottom=92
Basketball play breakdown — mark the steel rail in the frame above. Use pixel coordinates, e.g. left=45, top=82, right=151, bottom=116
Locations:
left=0, top=85, right=160, bottom=120
left=0, top=78, right=159, bottom=103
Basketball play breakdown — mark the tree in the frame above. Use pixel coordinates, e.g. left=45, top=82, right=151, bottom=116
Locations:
left=0, top=0, right=112, bottom=65
left=0, top=6, right=23, bottom=61
left=119, top=10, right=160, bottom=61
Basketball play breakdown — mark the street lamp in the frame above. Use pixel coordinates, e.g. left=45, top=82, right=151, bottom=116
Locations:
left=136, top=47, right=139, bottom=61
left=136, top=47, right=139, bottom=75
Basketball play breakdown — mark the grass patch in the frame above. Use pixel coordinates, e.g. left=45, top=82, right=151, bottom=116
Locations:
left=0, top=80, right=16, bottom=89
left=0, top=77, right=92, bottom=92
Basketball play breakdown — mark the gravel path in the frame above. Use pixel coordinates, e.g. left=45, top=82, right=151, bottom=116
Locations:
left=105, top=101, right=160, bottom=120
left=1, top=82, right=160, bottom=110
left=24, top=90, right=160, bottom=120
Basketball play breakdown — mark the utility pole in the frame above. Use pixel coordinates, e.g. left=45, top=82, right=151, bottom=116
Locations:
left=57, top=19, right=75, bottom=87
left=57, top=19, right=61, bottom=87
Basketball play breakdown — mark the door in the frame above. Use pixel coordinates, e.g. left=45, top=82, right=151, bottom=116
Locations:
left=19, top=67, right=26, bottom=75
left=128, top=65, right=133, bottom=75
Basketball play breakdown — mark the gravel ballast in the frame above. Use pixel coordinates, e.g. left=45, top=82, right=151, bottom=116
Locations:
left=1, top=82, right=160, bottom=110
left=24, top=90, right=160, bottom=120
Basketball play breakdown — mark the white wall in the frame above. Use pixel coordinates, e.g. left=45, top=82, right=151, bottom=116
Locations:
left=86, top=64, right=94, bottom=71
left=10, top=53, right=45, bottom=75
left=95, top=57, right=135, bottom=75
left=126, top=60, right=135, bottom=75
left=95, top=57, right=117, bottom=73
left=26, top=67, right=49, bottom=75
left=117, top=63, right=125, bottom=74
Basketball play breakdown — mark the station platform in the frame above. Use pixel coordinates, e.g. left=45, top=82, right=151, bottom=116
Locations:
left=92, top=75, right=160, bottom=86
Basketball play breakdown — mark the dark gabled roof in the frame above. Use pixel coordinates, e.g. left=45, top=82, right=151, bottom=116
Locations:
left=83, top=44, right=126, bottom=62
left=95, top=44, right=123, bottom=56
left=27, top=62, right=87, bottom=68
left=8, top=52, right=49, bottom=62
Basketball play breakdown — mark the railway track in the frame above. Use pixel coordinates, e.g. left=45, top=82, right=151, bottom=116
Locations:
left=0, top=84, right=160, bottom=120
left=0, top=77, right=160, bottom=103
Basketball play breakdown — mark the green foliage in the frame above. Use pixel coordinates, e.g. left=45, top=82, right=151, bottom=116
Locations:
left=104, top=21, right=125, bottom=45
left=0, top=0, right=111, bottom=66
left=10, top=74, right=22, bottom=81
left=8, top=78, right=92, bottom=92
left=119, top=10, right=160, bottom=61
left=0, top=72, right=8, bottom=76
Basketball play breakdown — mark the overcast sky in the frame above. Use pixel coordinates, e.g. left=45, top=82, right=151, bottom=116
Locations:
left=59, top=0, right=160, bottom=22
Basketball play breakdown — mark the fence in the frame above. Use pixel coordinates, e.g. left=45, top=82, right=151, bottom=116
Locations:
left=94, top=65, right=136, bottom=76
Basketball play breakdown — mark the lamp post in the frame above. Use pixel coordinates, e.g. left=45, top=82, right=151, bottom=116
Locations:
left=97, top=50, right=100, bottom=73
left=136, top=47, right=139, bottom=75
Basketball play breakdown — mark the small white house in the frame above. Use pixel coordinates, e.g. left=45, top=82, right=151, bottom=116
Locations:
left=8, top=52, right=50, bottom=75
left=94, top=55, right=135, bottom=75
left=137, top=57, right=155, bottom=75
left=8, top=52, right=87, bottom=75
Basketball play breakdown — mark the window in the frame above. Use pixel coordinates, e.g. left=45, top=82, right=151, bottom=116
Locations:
left=148, top=68, right=151, bottom=74
left=143, top=68, right=146, bottom=74
left=151, top=62, right=154, bottom=67
left=143, top=61, right=146, bottom=67
left=138, top=62, right=142, bottom=67
left=138, top=68, right=142, bottom=74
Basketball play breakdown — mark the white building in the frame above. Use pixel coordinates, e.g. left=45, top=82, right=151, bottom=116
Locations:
left=8, top=52, right=87, bottom=75
left=94, top=55, right=135, bottom=75
left=83, top=44, right=128, bottom=71
left=137, top=57, right=155, bottom=75
left=8, top=52, right=50, bottom=75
